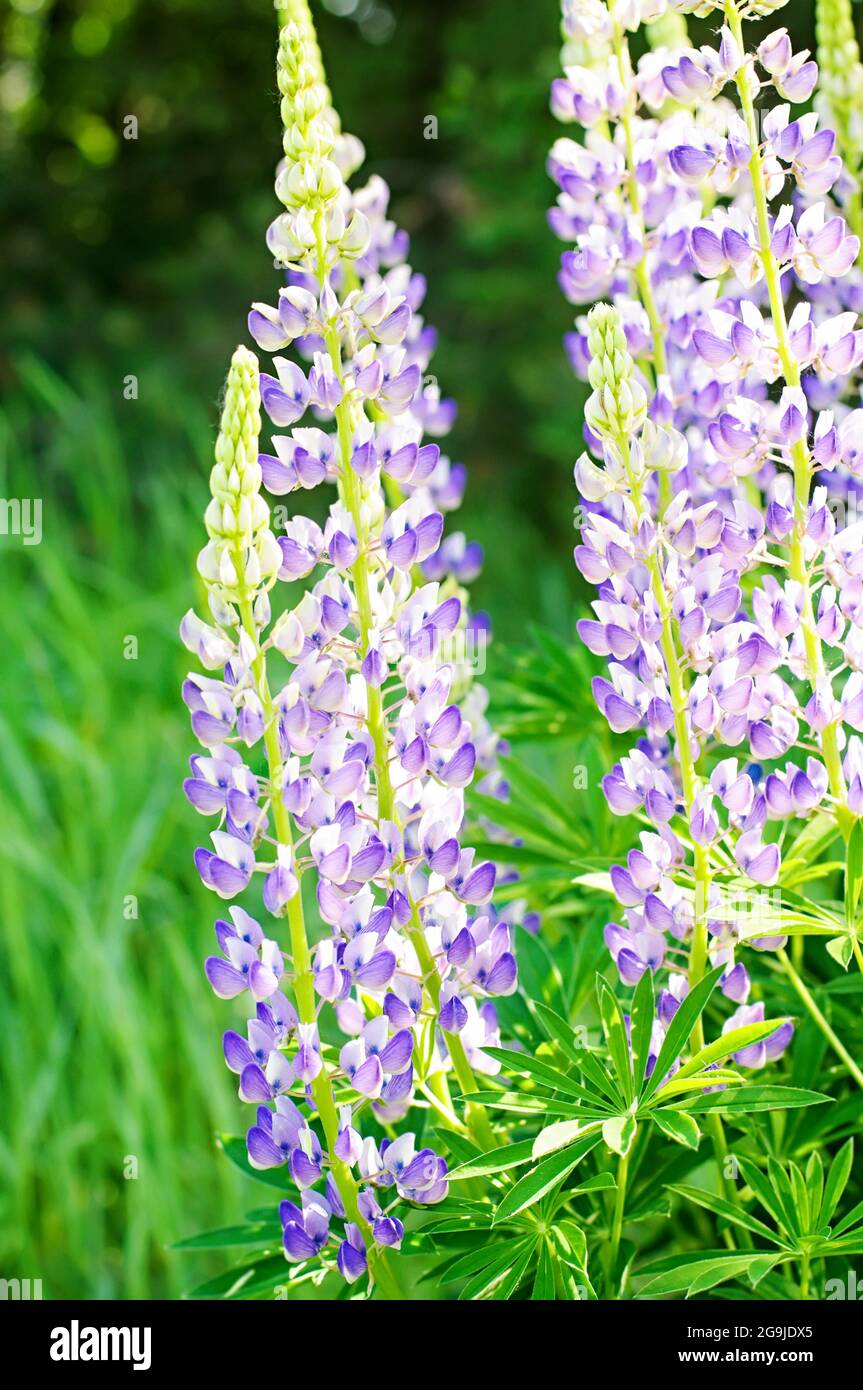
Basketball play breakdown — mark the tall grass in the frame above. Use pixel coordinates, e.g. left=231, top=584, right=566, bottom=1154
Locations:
left=0, top=357, right=248, bottom=1298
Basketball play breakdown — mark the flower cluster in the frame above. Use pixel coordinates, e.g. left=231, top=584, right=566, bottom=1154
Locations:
left=181, top=1, right=516, bottom=1291
left=553, top=0, right=863, bottom=1056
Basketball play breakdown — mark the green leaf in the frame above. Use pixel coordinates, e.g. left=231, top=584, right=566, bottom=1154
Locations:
left=533, top=1118, right=603, bottom=1159
left=805, top=1151, right=824, bottom=1232
left=172, top=1223, right=280, bottom=1251
left=767, top=1157, right=799, bottom=1236
left=823, top=1142, right=856, bottom=1227
left=575, top=1048, right=626, bottom=1109
left=675, top=1086, right=830, bottom=1115
left=639, top=1254, right=767, bottom=1298
left=653, top=1069, right=743, bottom=1100
left=597, top=976, right=633, bottom=1103
left=629, top=968, right=655, bottom=1095
left=827, top=935, right=854, bottom=971
left=480, top=1045, right=603, bottom=1104
left=185, top=1254, right=290, bottom=1301
left=488, top=1244, right=536, bottom=1301
left=641, top=966, right=724, bottom=1105
left=601, top=1112, right=637, bottom=1157
left=686, top=1258, right=762, bottom=1297
left=668, top=1184, right=786, bottom=1246
left=652, top=1110, right=701, bottom=1150
left=494, top=1135, right=600, bottom=1224
left=735, top=1157, right=791, bottom=1232
left=457, top=1239, right=533, bottom=1300
left=846, top=820, right=863, bottom=930
left=447, top=1138, right=537, bottom=1182
left=571, top=1172, right=617, bottom=1196
left=833, top=1200, right=863, bottom=1238
left=532, top=1240, right=556, bottom=1301
left=671, top=1018, right=792, bottom=1085
left=532, top=1001, right=589, bottom=1067
left=442, top=1236, right=530, bottom=1285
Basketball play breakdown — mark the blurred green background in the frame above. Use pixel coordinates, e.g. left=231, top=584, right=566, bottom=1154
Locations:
left=0, top=0, right=826, bottom=1298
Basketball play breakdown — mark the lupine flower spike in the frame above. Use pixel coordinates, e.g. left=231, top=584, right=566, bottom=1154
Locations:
left=181, top=0, right=517, bottom=1292
left=552, top=0, right=863, bottom=1080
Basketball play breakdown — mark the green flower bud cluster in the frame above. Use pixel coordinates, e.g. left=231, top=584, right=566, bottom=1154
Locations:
left=584, top=302, right=647, bottom=442
left=269, top=8, right=368, bottom=264
left=198, top=347, right=281, bottom=600
left=277, top=0, right=331, bottom=107
left=816, top=0, right=863, bottom=241
left=276, top=20, right=342, bottom=212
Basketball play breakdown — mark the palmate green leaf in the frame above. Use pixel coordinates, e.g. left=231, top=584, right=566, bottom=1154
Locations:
left=641, top=966, right=724, bottom=1104
left=667, top=1184, right=788, bottom=1246
left=651, top=1110, right=701, bottom=1150
left=674, top=1085, right=830, bottom=1115
left=173, top=1223, right=280, bottom=1251
left=497, top=753, right=580, bottom=837
left=686, top=1256, right=790, bottom=1298
left=597, top=975, right=634, bottom=1103
left=493, top=1135, right=601, bottom=1224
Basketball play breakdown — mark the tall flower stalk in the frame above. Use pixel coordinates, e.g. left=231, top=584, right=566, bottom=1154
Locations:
left=181, top=4, right=515, bottom=1294
left=552, top=0, right=863, bottom=1129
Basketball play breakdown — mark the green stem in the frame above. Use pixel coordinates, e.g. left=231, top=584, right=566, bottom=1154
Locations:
left=606, top=1149, right=629, bottom=1296
left=799, top=1252, right=811, bottom=1301
left=776, top=948, right=863, bottom=1091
